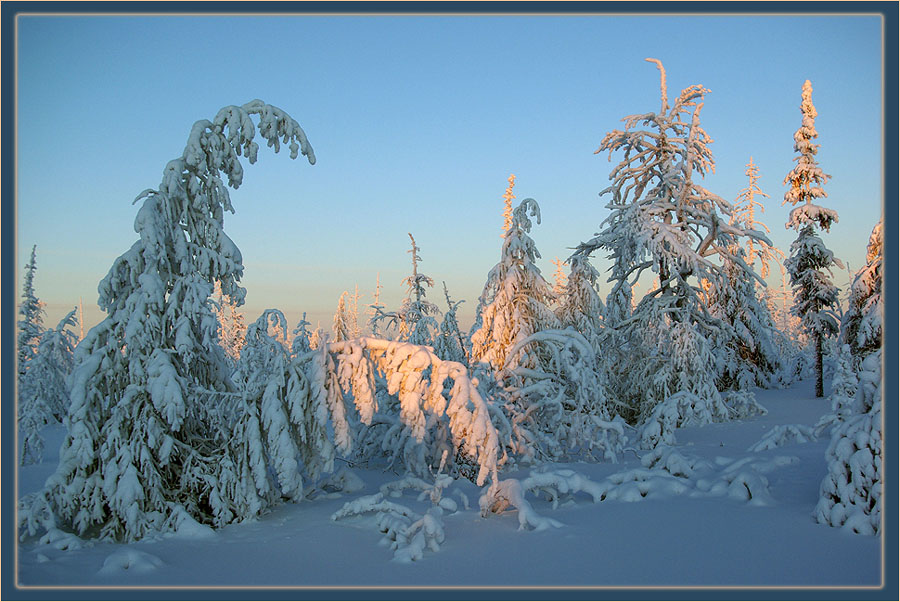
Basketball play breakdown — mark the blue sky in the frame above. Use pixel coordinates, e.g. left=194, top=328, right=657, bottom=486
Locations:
left=16, top=12, right=884, bottom=332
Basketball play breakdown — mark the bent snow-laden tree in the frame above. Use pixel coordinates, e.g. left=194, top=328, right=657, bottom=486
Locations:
left=19, top=101, right=316, bottom=542
left=782, top=80, right=843, bottom=398
left=574, top=59, right=771, bottom=424
left=303, top=338, right=502, bottom=486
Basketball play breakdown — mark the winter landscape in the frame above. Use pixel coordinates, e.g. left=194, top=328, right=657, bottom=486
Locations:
left=7, top=11, right=891, bottom=599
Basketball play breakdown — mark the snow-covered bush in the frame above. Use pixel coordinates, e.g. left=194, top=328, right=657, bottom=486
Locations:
left=332, top=455, right=457, bottom=562
left=480, top=469, right=612, bottom=531
left=814, top=360, right=881, bottom=535
left=19, top=101, right=316, bottom=542
left=635, top=390, right=729, bottom=450
left=747, top=424, right=816, bottom=452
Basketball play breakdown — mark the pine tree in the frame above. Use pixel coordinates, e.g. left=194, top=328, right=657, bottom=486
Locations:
left=20, top=101, right=316, bottom=541
left=782, top=80, right=843, bottom=398
left=17, top=245, right=45, bottom=378
left=574, top=59, right=768, bottom=421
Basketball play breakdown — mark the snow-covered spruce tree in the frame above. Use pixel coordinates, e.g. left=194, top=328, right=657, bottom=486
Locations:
left=815, top=219, right=883, bottom=534
left=372, top=233, right=440, bottom=346
left=471, top=198, right=559, bottom=372
left=556, top=254, right=604, bottom=341
left=18, top=309, right=79, bottom=465
left=707, top=164, right=785, bottom=391
left=230, top=309, right=334, bottom=512
left=551, top=257, right=568, bottom=299
left=332, top=291, right=353, bottom=343
left=782, top=80, right=843, bottom=398
left=290, top=312, right=314, bottom=357
left=471, top=197, right=574, bottom=461
left=842, top=221, right=882, bottom=361
left=573, top=59, right=769, bottom=423
left=17, top=245, right=45, bottom=379
left=433, top=282, right=469, bottom=365
left=212, top=280, right=246, bottom=364
left=501, top=174, right=516, bottom=238
left=19, top=101, right=316, bottom=542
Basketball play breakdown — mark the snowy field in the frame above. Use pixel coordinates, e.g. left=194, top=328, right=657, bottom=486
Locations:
left=15, top=377, right=882, bottom=592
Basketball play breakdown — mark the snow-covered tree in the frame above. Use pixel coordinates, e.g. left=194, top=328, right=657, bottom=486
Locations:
left=17, top=245, right=45, bottom=378
left=733, top=158, right=785, bottom=278
left=372, top=233, right=439, bottom=346
left=556, top=254, right=604, bottom=339
left=18, top=309, right=79, bottom=465
left=20, top=101, right=316, bottom=542
left=841, top=221, right=882, bottom=360
left=471, top=197, right=559, bottom=372
left=212, top=280, right=246, bottom=363
left=574, top=59, right=769, bottom=422
left=815, top=219, right=882, bottom=535
left=501, top=174, right=516, bottom=237
left=332, top=291, right=353, bottom=343
left=550, top=257, right=568, bottom=298
left=782, top=80, right=843, bottom=398
left=231, top=309, right=334, bottom=513
left=433, top=282, right=469, bottom=365
left=290, top=312, right=314, bottom=357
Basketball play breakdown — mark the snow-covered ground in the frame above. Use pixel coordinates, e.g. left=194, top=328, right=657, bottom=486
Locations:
left=15, top=378, right=882, bottom=591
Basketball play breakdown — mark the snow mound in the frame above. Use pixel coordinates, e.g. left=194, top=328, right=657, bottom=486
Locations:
left=98, top=548, right=164, bottom=575
left=748, top=424, right=816, bottom=452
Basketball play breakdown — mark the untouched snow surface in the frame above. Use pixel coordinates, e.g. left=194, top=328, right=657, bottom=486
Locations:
left=14, top=379, right=883, bottom=592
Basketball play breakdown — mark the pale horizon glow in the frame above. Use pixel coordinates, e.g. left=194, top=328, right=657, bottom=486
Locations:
left=16, top=13, right=884, bottom=337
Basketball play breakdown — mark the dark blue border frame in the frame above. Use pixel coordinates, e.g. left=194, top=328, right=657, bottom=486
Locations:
left=2, top=1, right=897, bottom=600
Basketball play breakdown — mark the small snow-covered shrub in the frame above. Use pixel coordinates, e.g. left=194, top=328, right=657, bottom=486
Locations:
left=480, top=468, right=609, bottom=531
left=723, top=389, right=768, bottom=420
left=640, top=447, right=713, bottom=479
left=747, top=424, right=816, bottom=452
left=635, top=391, right=728, bottom=450
left=332, top=458, right=457, bottom=562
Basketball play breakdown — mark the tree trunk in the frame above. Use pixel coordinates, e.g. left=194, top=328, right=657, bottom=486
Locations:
left=815, top=333, right=824, bottom=398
